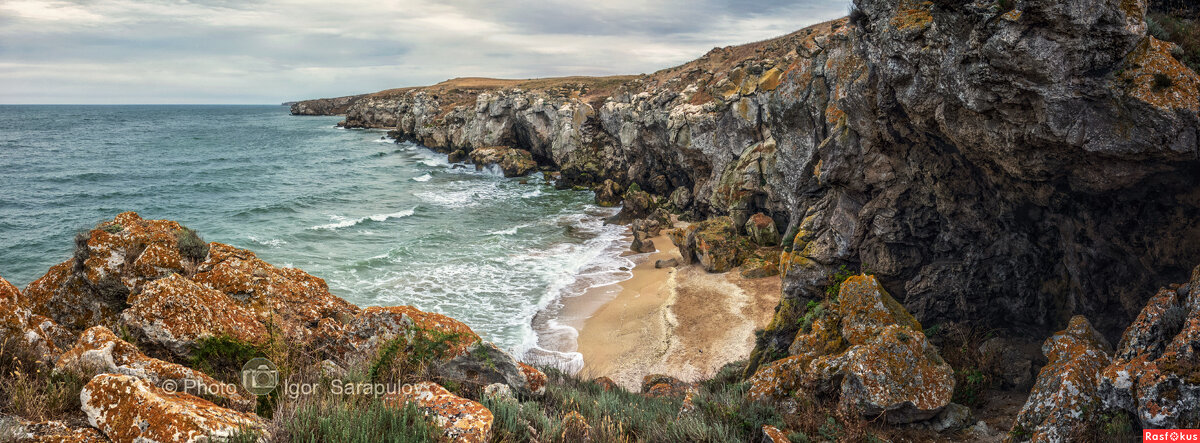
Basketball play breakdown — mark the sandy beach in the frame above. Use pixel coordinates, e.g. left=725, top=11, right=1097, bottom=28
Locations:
left=564, top=227, right=782, bottom=391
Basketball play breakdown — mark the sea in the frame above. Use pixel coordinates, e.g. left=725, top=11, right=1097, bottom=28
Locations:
left=0, top=104, right=634, bottom=371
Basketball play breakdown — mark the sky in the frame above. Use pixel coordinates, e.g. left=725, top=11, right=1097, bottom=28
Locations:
left=0, top=0, right=851, bottom=104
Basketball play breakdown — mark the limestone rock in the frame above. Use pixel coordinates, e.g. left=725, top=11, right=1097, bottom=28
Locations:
left=744, top=213, right=779, bottom=246
left=761, top=425, right=790, bottom=443
left=385, top=382, right=492, bottom=443
left=469, top=146, right=537, bottom=177
left=640, top=374, right=695, bottom=398
left=615, top=187, right=656, bottom=223
left=1009, top=316, right=1112, bottom=442
left=5, top=419, right=107, bottom=443
left=435, top=342, right=547, bottom=398
left=594, top=179, right=622, bottom=207
left=668, top=186, right=692, bottom=210
left=119, top=274, right=268, bottom=358
left=748, top=275, right=952, bottom=424
left=593, top=376, right=619, bottom=391
left=691, top=217, right=744, bottom=273
left=630, top=231, right=656, bottom=253
left=1098, top=264, right=1200, bottom=429
left=81, top=373, right=264, bottom=443
left=0, top=275, right=69, bottom=360
left=58, top=326, right=252, bottom=409
left=192, top=242, right=359, bottom=344
left=654, top=258, right=679, bottom=269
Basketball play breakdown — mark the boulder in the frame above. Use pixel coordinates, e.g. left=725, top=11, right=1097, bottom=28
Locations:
left=692, top=217, right=744, bottom=273
left=1098, top=264, right=1200, bottom=429
left=119, top=274, right=269, bottom=358
left=761, top=425, right=790, bottom=443
left=3, top=419, right=107, bottom=443
left=654, top=258, right=679, bottom=269
left=1009, top=316, right=1112, bottom=442
left=385, top=382, right=492, bottom=443
left=448, top=149, right=468, bottom=163
left=594, top=179, right=622, bottom=207
left=630, top=218, right=663, bottom=238
left=748, top=275, right=953, bottom=424
left=469, top=146, right=537, bottom=177
left=739, top=257, right=779, bottom=279
left=592, top=376, right=619, bottom=391
left=615, top=187, right=656, bottom=222
left=57, top=326, right=252, bottom=409
left=81, top=373, right=264, bottom=443
left=630, top=231, right=656, bottom=253
left=668, top=186, right=692, bottom=210
left=0, top=275, right=70, bottom=360
left=744, top=213, right=780, bottom=246
left=666, top=225, right=699, bottom=265
left=435, top=342, right=547, bottom=397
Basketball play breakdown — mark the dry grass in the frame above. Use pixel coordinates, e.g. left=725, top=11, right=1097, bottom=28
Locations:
left=0, top=338, right=92, bottom=422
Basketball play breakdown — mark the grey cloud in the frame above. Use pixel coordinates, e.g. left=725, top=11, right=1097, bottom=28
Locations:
left=0, top=0, right=850, bottom=103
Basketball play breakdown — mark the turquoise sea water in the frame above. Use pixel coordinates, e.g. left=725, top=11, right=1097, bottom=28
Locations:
left=0, top=105, right=631, bottom=366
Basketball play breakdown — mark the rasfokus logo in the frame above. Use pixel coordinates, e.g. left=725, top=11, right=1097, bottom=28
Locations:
left=1145, top=429, right=1200, bottom=442
left=241, top=357, right=279, bottom=396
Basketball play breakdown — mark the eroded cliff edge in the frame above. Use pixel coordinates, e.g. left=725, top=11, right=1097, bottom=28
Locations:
left=293, top=0, right=1200, bottom=369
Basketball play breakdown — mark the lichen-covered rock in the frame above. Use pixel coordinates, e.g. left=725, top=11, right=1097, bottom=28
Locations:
left=692, top=217, right=744, bottom=273
left=616, top=187, right=656, bottom=222
left=630, top=231, right=656, bottom=253
left=0, top=275, right=70, bottom=360
left=23, top=212, right=195, bottom=331
left=192, top=242, right=359, bottom=343
left=1098, top=264, right=1200, bottom=429
left=739, top=258, right=779, bottom=279
left=749, top=275, right=952, bottom=423
left=334, top=305, right=480, bottom=357
left=593, top=376, right=619, bottom=391
left=469, top=146, right=537, bottom=177
left=81, top=373, right=264, bottom=443
left=594, top=179, right=622, bottom=207
left=435, top=342, right=547, bottom=398
left=1009, top=316, right=1112, bottom=443
left=840, top=324, right=954, bottom=423
left=761, top=425, right=790, bottom=443
left=744, top=213, right=780, bottom=246
left=7, top=419, right=108, bottom=443
left=836, top=275, right=923, bottom=345
left=120, top=274, right=268, bottom=358
left=385, top=382, right=492, bottom=443
left=58, top=326, right=252, bottom=409
left=667, top=225, right=699, bottom=265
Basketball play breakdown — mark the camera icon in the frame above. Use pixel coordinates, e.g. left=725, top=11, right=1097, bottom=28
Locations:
left=240, top=357, right=278, bottom=396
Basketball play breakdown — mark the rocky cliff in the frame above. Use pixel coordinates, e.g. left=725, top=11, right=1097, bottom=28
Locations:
left=293, top=0, right=1200, bottom=376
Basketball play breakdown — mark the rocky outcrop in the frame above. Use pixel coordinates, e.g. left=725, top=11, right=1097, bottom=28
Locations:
left=468, top=146, right=537, bottom=177
left=1009, top=316, right=1112, bottom=442
left=385, top=381, right=493, bottom=443
left=81, top=373, right=263, bottom=443
left=120, top=274, right=269, bottom=358
left=293, top=0, right=1200, bottom=357
left=1098, top=264, right=1200, bottom=429
left=748, top=275, right=953, bottom=424
left=57, top=326, right=252, bottom=409
left=0, top=275, right=70, bottom=360
left=289, top=94, right=364, bottom=115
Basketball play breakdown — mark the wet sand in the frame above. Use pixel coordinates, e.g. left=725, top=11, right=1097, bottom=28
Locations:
left=565, top=228, right=782, bottom=391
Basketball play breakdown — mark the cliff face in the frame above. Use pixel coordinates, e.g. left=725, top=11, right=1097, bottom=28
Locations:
left=292, top=0, right=1200, bottom=357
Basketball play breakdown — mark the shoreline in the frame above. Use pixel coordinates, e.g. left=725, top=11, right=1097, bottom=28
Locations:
left=557, top=227, right=782, bottom=391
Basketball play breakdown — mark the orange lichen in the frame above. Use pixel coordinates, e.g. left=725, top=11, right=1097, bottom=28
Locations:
left=81, top=374, right=263, bottom=443
left=518, top=362, right=547, bottom=395
left=0, top=275, right=65, bottom=358
left=1011, top=315, right=1111, bottom=441
left=122, top=274, right=269, bottom=354
left=890, top=2, right=934, bottom=31
left=836, top=275, right=922, bottom=345
left=762, top=425, right=790, bottom=443
left=385, top=382, right=493, bottom=443
left=1120, top=37, right=1200, bottom=111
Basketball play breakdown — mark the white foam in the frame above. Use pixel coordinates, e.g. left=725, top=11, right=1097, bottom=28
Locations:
left=246, top=235, right=287, bottom=247
left=412, top=173, right=432, bottom=182
left=309, top=207, right=416, bottom=231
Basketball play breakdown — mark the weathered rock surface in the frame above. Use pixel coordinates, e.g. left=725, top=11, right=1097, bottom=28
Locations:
left=289, top=94, right=363, bottom=115
left=1098, top=264, right=1200, bottom=429
left=744, top=213, right=780, bottom=246
left=1009, top=316, right=1112, bottom=442
left=0, top=275, right=70, bottom=360
left=293, top=0, right=1200, bottom=356
left=640, top=374, right=696, bottom=398
left=3, top=419, right=108, bottom=443
left=468, top=146, right=537, bottom=177
left=748, top=275, right=953, bottom=424
left=120, top=274, right=268, bottom=358
left=385, top=381, right=493, bottom=443
left=57, top=326, right=251, bottom=409
left=81, top=373, right=263, bottom=443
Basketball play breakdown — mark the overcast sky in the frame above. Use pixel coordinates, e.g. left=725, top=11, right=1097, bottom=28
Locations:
left=0, top=0, right=850, bottom=104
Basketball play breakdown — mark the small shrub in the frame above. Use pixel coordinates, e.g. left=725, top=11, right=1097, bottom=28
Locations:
left=100, top=224, right=124, bottom=234
left=824, top=265, right=856, bottom=299
left=175, top=227, right=210, bottom=262
left=848, top=4, right=868, bottom=27
left=369, top=328, right=469, bottom=383
left=189, top=335, right=263, bottom=383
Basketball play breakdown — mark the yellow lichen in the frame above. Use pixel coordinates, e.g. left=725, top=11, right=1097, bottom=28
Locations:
left=1119, top=37, right=1200, bottom=111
